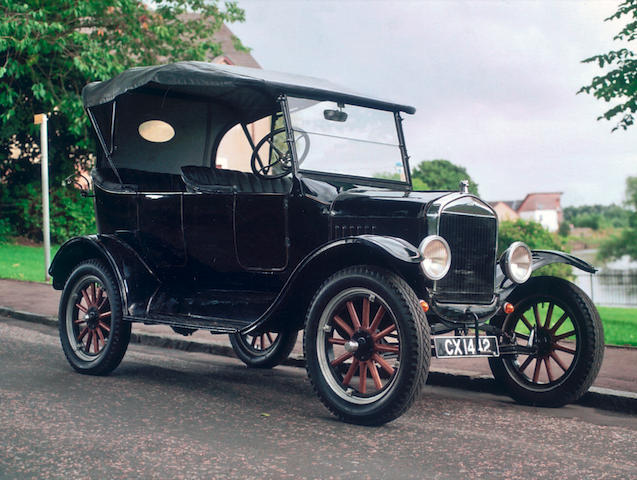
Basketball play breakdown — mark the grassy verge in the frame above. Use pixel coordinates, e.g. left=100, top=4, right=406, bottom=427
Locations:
left=598, top=306, right=637, bottom=347
left=0, top=242, right=60, bottom=283
left=1, top=242, right=635, bottom=346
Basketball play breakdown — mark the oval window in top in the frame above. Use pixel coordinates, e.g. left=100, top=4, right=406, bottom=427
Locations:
left=138, top=120, right=175, bottom=143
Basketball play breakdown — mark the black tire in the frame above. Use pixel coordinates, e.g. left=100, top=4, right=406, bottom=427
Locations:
left=229, top=329, right=298, bottom=369
left=489, top=276, right=604, bottom=407
left=59, top=259, right=131, bottom=375
left=304, top=266, right=430, bottom=426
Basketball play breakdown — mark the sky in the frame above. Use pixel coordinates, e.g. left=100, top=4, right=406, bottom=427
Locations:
left=231, top=0, right=636, bottom=206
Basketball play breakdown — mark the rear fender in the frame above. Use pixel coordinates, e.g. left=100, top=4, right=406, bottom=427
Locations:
left=49, top=235, right=159, bottom=316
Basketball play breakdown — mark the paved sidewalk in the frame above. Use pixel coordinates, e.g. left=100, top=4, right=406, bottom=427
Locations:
left=1, top=278, right=635, bottom=394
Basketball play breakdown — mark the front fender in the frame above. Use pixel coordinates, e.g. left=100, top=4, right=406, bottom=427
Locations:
left=49, top=235, right=159, bottom=316
left=531, top=249, right=597, bottom=274
left=244, top=235, right=423, bottom=334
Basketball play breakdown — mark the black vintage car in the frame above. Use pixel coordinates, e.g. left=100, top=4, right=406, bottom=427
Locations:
left=50, top=62, right=604, bottom=425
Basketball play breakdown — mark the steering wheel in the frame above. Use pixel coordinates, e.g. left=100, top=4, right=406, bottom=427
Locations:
left=250, top=127, right=310, bottom=179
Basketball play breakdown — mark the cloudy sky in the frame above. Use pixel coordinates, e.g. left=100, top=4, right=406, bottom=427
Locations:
left=231, top=0, right=635, bottom=206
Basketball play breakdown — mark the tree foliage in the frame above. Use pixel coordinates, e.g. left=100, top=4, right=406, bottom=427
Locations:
left=411, top=159, right=479, bottom=195
left=578, top=0, right=637, bottom=131
left=0, top=0, right=245, bottom=242
left=598, top=176, right=637, bottom=260
left=498, top=219, right=572, bottom=280
left=563, top=203, right=630, bottom=230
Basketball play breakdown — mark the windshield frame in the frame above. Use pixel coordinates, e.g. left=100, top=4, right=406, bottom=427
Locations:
left=281, top=95, right=412, bottom=189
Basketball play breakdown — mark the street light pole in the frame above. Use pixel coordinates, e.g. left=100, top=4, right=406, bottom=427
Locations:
left=34, top=113, right=51, bottom=281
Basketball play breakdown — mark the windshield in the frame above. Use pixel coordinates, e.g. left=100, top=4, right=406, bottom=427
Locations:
left=288, top=97, right=407, bottom=183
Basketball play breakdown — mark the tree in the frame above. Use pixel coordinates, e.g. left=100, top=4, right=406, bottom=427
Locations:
left=498, top=219, right=572, bottom=280
left=0, top=0, right=245, bottom=241
left=411, top=159, right=479, bottom=195
left=598, top=176, right=637, bottom=260
left=578, top=0, right=637, bottom=131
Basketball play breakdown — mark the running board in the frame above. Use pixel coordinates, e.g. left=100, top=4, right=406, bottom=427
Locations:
left=123, top=313, right=252, bottom=334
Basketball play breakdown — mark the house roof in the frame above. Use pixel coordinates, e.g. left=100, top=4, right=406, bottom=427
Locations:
left=517, top=192, right=562, bottom=212
left=211, top=23, right=260, bottom=69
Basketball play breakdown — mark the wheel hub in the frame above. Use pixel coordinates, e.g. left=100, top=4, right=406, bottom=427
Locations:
left=85, top=307, right=99, bottom=329
left=535, top=328, right=554, bottom=357
left=351, top=330, right=374, bottom=361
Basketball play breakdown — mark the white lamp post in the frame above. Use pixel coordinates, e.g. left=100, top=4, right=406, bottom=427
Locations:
left=34, top=113, right=51, bottom=281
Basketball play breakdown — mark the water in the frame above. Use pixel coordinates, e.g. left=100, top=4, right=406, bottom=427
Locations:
left=572, top=250, right=637, bottom=307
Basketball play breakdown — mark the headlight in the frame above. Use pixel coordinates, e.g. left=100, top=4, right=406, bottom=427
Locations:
left=500, top=242, right=532, bottom=284
left=419, top=236, right=451, bottom=280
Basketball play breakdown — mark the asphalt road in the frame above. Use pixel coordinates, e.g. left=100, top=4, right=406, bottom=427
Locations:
left=1, top=317, right=636, bottom=480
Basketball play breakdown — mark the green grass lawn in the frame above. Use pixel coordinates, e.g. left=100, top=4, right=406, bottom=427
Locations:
left=0, top=242, right=59, bottom=283
left=1, top=242, right=636, bottom=346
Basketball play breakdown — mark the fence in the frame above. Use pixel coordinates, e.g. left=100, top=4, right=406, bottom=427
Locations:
left=574, top=270, right=637, bottom=307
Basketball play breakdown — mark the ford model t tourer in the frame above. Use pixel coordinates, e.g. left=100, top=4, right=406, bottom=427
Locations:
left=50, top=62, right=604, bottom=425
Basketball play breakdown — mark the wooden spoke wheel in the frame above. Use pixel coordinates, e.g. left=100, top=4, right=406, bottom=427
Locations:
left=230, top=329, right=298, bottom=369
left=59, top=260, right=130, bottom=375
left=489, top=276, right=604, bottom=407
left=304, top=267, right=429, bottom=426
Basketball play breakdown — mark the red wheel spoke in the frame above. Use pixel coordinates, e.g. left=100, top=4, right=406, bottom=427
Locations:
left=76, top=303, right=88, bottom=313
left=93, top=332, right=99, bottom=354
left=332, top=315, right=353, bottom=338
left=375, top=344, right=399, bottom=353
left=544, top=302, right=554, bottom=329
left=330, top=351, right=353, bottom=367
left=554, top=344, right=576, bottom=355
left=554, top=330, right=576, bottom=341
left=96, top=326, right=105, bottom=345
left=369, top=305, right=385, bottom=332
left=346, top=301, right=361, bottom=330
left=544, top=357, right=555, bottom=382
left=85, top=331, right=93, bottom=353
left=98, top=321, right=110, bottom=333
left=550, top=312, right=569, bottom=334
left=95, top=286, right=104, bottom=306
left=362, top=298, right=370, bottom=330
left=74, top=318, right=85, bottom=325
left=251, top=335, right=257, bottom=347
left=342, top=359, right=359, bottom=387
left=533, top=304, right=541, bottom=327
left=369, top=362, right=383, bottom=390
left=550, top=351, right=568, bottom=372
left=98, top=311, right=111, bottom=319
left=373, top=324, right=396, bottom=341
left=97, top=296, right=108, bottom=311
left=518, top=355, right=533, bottom=372
left=266, top=332, right=274, bottom=345
left=328, top=338, right=346, bottom=345
left=81, top=289, right=92, bottom=307
left=359, top=361, right=368, bottom=394
left=77, top=326, right=89, bottom=342
left=532, top=358, right=542, bottom=383
left=519, top=314, right=533, bottom=332
left=372, top=353, right=395, bottom=376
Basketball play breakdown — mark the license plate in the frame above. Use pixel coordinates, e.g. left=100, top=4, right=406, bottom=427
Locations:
left=433, top=335, right=499, bottom=358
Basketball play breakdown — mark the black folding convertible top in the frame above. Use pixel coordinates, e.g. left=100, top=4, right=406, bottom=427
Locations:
left=81, top=61, right=416, bottom=114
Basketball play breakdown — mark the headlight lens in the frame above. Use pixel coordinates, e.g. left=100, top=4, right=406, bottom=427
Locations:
left=501, top=242, right=532, bottom=284
left=419, top=236, right=451, bottom=280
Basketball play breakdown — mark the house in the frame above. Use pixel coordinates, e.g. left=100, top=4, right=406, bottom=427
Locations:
left=490, top=192, right=563, bottom=232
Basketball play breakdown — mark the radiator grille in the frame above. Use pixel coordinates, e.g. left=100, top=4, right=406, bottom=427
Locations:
left=436, top=213, right=497, bottom=303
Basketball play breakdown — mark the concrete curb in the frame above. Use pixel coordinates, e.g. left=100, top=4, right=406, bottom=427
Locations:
left=1, top=306, right=635, bottom=415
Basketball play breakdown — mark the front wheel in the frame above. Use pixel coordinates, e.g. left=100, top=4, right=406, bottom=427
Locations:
left=229, top=329, right=298, bottom=369
left=489, top=276, right=604, bottom=407
left=59, top=259, right=131, bottom=375
left=304, top=266, right=430, bottom=426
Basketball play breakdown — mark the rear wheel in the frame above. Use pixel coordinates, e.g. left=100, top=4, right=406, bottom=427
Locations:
left=59, top=259, right=131, bottom=375
left=489, top=276, right=604, bottom=406
left=229, top=329, right=298, bottom=368
left=304, top=266, right=429, bottom=425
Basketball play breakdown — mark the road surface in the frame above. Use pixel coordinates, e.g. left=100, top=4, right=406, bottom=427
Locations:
left=1, top=317, right=635, bottom=479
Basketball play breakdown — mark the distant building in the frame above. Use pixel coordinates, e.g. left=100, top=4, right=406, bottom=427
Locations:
left=490, top=192, right=563, bottom=232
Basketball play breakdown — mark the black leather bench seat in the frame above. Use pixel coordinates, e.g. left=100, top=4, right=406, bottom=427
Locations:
left=181, top=166, right=292, bottom=194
